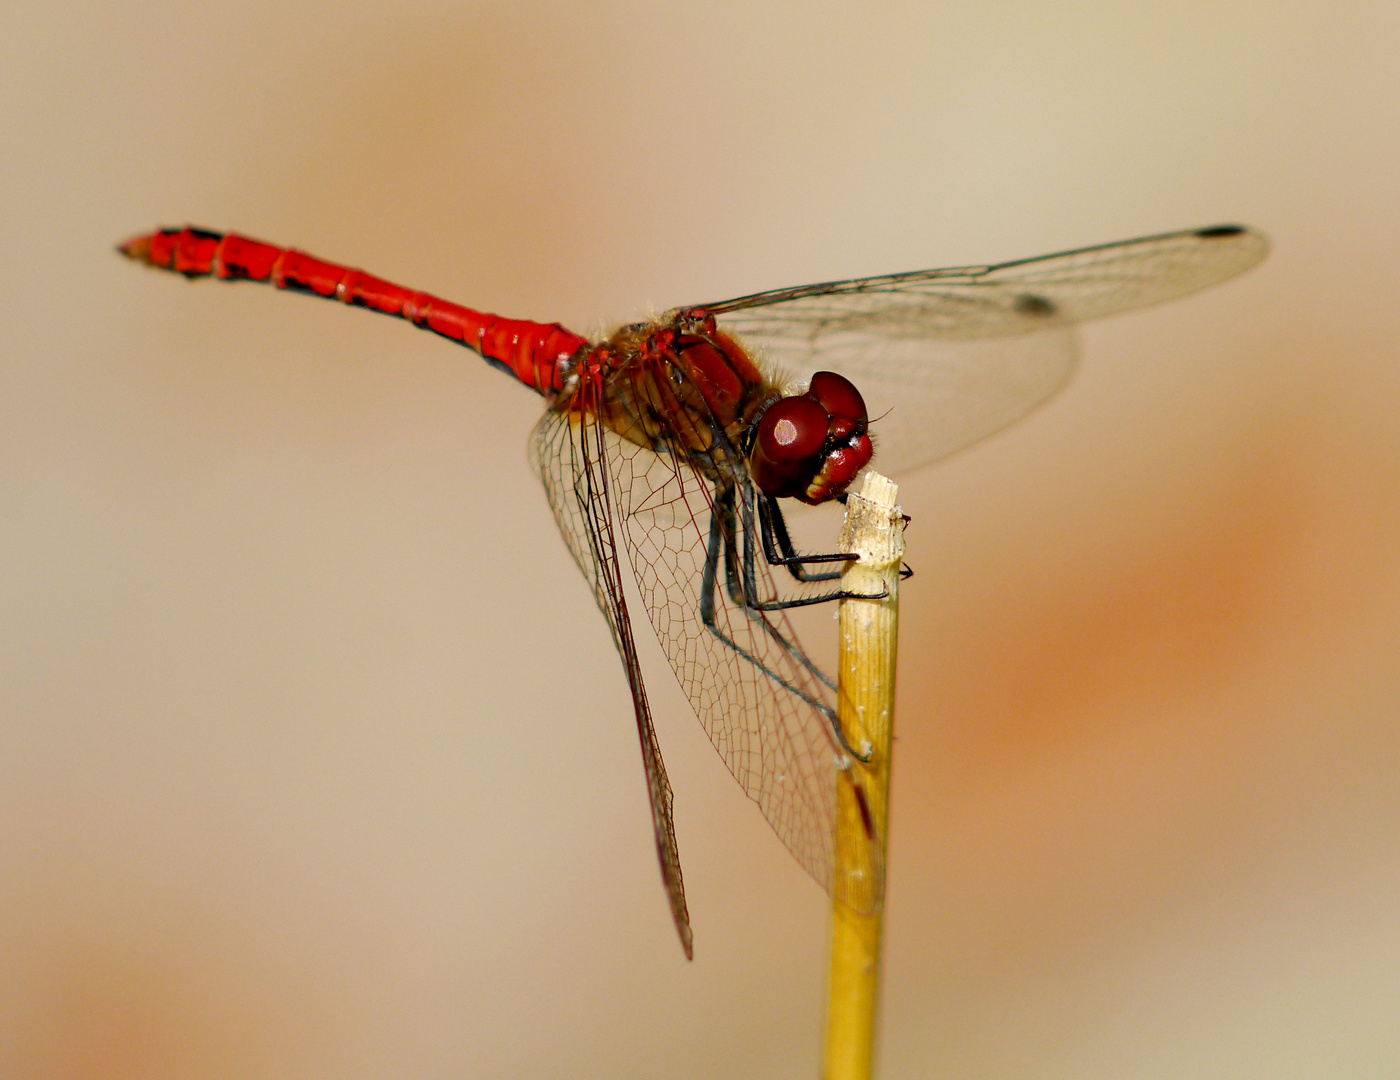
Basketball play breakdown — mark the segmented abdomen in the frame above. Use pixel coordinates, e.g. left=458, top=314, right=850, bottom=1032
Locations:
left=120, top=227, right=590, bottom=397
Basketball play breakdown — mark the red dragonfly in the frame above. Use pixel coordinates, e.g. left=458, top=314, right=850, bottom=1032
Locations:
left=120, top=223, right=1267, bottom=957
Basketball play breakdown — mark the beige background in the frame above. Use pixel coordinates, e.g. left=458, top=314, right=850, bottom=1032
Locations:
left=4, top=2, right=1399, bottom=1077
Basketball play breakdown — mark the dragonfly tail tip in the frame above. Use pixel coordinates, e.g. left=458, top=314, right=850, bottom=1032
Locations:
left=116, top=234, right=153, bottom=263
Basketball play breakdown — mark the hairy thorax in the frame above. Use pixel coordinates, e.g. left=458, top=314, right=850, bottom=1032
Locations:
left=567, top=313, right=781, bottom=483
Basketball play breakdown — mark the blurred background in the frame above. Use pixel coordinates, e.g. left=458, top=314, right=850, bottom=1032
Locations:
left=3, top=1, right=1398, bottom=1077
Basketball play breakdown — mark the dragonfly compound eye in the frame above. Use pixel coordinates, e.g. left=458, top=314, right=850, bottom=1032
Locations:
left=800, top=371, right=873, bottom=503
left=751, top=396, right=830, bottom=498
left=806, top=371, right=867, bottom=427
left=758, top=396, right=828, bottom=463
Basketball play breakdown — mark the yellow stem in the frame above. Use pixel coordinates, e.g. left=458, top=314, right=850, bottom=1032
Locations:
left=823, top=471, right=904, bottom=1080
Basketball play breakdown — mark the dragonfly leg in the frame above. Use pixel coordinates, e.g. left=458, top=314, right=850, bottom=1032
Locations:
left=700, top=498, right=806, bottom=679
left=762, top=491, right=913, bottom=584
left=742, top=494, right=888, bottom=611
left=699, top=495, right=846, bottom=710
left=695, top=495, right=874, bottom=763
left=758, top=497, right=851, bottom=583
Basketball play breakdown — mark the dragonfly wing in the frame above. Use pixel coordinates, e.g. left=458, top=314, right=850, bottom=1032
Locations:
left=602, top=428, right=883, bottom=916
left=704, top=225, right=1266, bottom=472
left=772, top=325, right=1079, bottom=478
left=529, top=407, right=694, bottom=959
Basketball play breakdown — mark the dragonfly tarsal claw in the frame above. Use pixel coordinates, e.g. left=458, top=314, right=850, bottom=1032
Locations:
left=832, top=725, right=876, bottom=765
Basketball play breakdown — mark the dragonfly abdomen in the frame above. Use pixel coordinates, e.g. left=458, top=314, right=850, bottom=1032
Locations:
left=119, top=227, right=591, bottom=397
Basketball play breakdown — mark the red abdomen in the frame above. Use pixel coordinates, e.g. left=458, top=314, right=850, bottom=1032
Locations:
left=120, top=227, right=591, bottom=397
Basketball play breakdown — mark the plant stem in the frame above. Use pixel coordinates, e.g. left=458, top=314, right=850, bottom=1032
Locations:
left=823, top=471, right=904, bottom=1080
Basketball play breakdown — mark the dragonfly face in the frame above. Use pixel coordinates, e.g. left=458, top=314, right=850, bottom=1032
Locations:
left=748, top=370, right=872, bottom=504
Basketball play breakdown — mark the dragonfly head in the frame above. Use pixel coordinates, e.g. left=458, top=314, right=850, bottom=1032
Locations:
left=749, top=371, right=872, bottom=505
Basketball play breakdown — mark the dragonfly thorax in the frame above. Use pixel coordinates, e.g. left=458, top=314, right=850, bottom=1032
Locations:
left=579, top=316, right=771, bottom=472
left=582, top=317, right=870, bottom=504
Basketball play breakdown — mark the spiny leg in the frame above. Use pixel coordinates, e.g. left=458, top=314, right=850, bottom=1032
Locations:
left=741, top=490, right=889, bottom=612
left=698, top=488, right=872, bottom=762
left=761, top=491, right=916, bottom=585
left=698, top=490, right=840, bottom=716
left=759, top=496, right=849, bottom=583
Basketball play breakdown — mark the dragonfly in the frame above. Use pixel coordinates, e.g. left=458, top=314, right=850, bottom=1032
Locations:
left=120, top=223, right=1268, bottom=958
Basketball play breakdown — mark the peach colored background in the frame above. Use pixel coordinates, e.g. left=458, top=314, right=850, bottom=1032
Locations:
left=4, top=2, right=1399, bottom=1077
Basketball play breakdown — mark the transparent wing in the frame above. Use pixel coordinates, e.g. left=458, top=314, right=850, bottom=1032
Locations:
left=783, top=326, right=1080, bottom=478
left=528, top=407, right=694, bottom=958
left=699, top=225, right=1267, bottom=473
left=602, top=426, right=882, bottom=916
